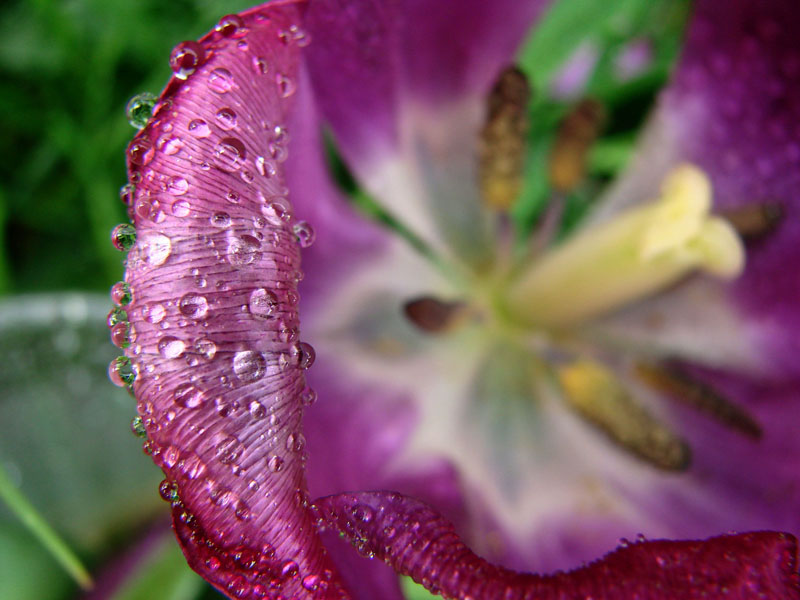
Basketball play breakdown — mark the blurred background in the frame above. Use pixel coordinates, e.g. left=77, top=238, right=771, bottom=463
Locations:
left=0, top=0, right=688, bottom=598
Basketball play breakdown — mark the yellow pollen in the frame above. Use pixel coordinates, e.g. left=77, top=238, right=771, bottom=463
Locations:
left=504, top=164, right=745, bottom=328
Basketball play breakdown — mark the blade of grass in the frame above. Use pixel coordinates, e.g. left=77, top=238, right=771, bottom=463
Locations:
left=0, top=460, right=93, bottom=590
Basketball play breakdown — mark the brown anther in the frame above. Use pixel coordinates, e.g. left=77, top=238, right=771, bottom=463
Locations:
left=635, top=362, right=762, bottom=439
left=478, top=66, right=532, bottom=211
left=718, top=202, right=783, bottom=240
left=548, top=98, right=605, bottom=194
left=557, top=360, right=690, bottom=471
left=403, top=297, right=469, bottom=334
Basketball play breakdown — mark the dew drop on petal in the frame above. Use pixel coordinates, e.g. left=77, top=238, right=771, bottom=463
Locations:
left=126, top=92, right=157, bottom=129
left=227, top=235, right=260, bottom=267
left=215, top=107, right=237, bottom=130
left=140, top=233, right=172, bottom=266
left=109, top=356, right=135, bottom=387
left=300, top=386, right=317, bottom=406
left=167, top=176, right=189, bottom=195
left=208, top=68, right=234, bottom=93
left=158, top=336, right=186, bottom=359
left=195, top=338, right=217, bottom=359
left=171, top=199, right=191, bottom=217
left=292, top=341, right=315, bottom=369
left=210, top=212, right=231, bottom=228
left=292, top=221, right=315, bottom=248
left=173, top=383, right=204, bottom=408
left=111, top=281, right=132, bottom=306
left=248, top=288, right=277, bottom=318
left=131, top=416, right=147, bottom=438
left=233, top=350, right=266, bottom=382
left=249, top=400, right=266, bottom=419
left=111, top=322, right=131, bottom=348
left=214, top=137, right=247, bottom=171
left=216, top=14, right=246, bottom=38
left=170, top=40, right=204, bottom=80
left=179, top=293, right=209, bottom=319
left=268, top=455, right=285, bottom=473
left=275, top=73, right=296, bottom=98
left=111, top=224, right=136, bottom=251
left=120, top=183, right=135, bottom=206
left=252, top=56, right=268, bottom=74
left=143, top=302, right=166, bottom=324
left=188, top=119, right=211, bottom=138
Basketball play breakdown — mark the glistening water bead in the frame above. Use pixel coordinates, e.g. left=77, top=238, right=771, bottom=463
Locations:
left=126, top=92, right=157, bottom=129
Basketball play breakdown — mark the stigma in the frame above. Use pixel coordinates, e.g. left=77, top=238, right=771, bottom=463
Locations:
left=504, top=164, right=745, bottom=328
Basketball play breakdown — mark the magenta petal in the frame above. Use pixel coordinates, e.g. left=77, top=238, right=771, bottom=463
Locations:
left=315, top=491, right=800, bottom=600
left=122, top=2, right=348, bottom=598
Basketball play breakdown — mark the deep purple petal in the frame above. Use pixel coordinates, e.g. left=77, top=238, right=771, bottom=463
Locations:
left=596, top=0, right=800, bottom=377
left=315, top=491, right=800, bottom=600
left=302, top=0, right=550, bottom=263
left=121, top=2, right=348, bottom=597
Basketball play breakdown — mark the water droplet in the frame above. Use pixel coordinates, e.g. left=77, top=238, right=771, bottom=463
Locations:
left=302, top=575, right=320, bottom=591
left=170, top=40, right=204, bottom=80
left=252, top=56, right=268, bottom=74
left=248, top=400, right=267, bottom=419
left=216, top=435, right=243, bottom=464
left=275, top=73, right=295, bottom=98
left=120, top=183, right=135, bottom=206
left=292, top=221, right=315, bottom=248
left=134, top=195, right=165, bottom=223
left=268, top=455, right=285, bottom=472
left=278, top=321, right=298, bottom=343
left=173, top=383, right=204, bottom=408
left=188, top=119, right=211, bottom=138
left=167, top=176, right=189, bottom=195
left=131, top=416, right=147, bottom=438
left=292, top=341, right=315, bottom=369
left=280, top=560, right=298, bottom=579
left=107, top=306, right=127, bottom=328
left=235, top=500, right=252, bottom=521
left=111, top=322, right=131, bottom=348
left=159, top=478, right=180, bottom=501
left=127, top=138, right=154, bottom=166
left=214, top=137, right=246, bottom=171
left=226, top=190, right=240, bottom=204
left=195, top=338, right=217, bottom=359
left=286, top=432, right=305, bottom=452
left=179, top=293, right=209, bottom=319
left=208, top=68, right=234, bottom=93
left=300, top=386, right=317, bottom=406
left=162, top=446, right=181, bottom=468
left=143, top=302, right=166, bottom=324
left=126, top=92, right=157, bottom=129
left=171, top=199, right=191, bottom=217
left=248, top=288, right=277, bottom=318
left=140, top=233, right=172, bottom=266
left=216, top=14, right=246, bottom=37
left=182, top=453, right=207, bottom=479
left=233, top=350, right=266, bottom=382
left=158, top=336, right=186, bottom=359
left=268, top=141, right=287, bottom=162
left=255, top=155, right=275, bottom=177
left=111, top=224, right=136, bottom=251
left=109, top=356, right=135, bottom=387
left=262, top=200, right=291, bottom=226
left=215, top=107, right=237, bottom=130
left=210, top=212, right=231, bottom=227
left=157, top=134, right=184, bottom=155
left=111, top=281, right=133, bottom=306
left=227, top=235, right=260, bottom=266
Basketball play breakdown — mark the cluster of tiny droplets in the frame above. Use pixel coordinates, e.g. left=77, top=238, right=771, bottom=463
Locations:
left=104, top=10, right=350, bottom=599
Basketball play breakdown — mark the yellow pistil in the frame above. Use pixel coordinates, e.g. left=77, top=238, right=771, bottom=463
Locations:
left=505, top=164, right=745, bottom=328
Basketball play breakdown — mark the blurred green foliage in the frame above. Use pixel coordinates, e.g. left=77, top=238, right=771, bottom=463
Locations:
left=0, top=0, right=690, bottom=598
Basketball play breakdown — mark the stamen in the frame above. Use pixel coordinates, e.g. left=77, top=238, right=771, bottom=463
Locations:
left=403, top=297, right=469, bottom=333
left=635, top=362, right=762, bottom=439
left=719, top=202, right=783, bottom=240
left=506, top=164, right=746, bottom=327
left=557, top=360, right=690, bottom=471
left=548, top=99, right=605, bottom=194
left=478, top=66, right=531, bottom=211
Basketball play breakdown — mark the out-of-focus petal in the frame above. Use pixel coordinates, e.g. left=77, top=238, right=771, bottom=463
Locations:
left=303, top=0, right=550, bottom=265
left=593, top=0, right=800, bottom=377
left=121, top=2, right=349, bottom=597
left=315, top=491, right=800, bottom=599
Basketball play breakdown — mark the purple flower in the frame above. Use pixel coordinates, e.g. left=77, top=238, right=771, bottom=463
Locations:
left=109, top=0, right=800, bottom=598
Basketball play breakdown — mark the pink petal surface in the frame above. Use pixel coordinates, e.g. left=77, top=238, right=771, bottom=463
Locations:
left=314, top=491, right=800, bottom=600
left=122, top=2, right=347, bottom=597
